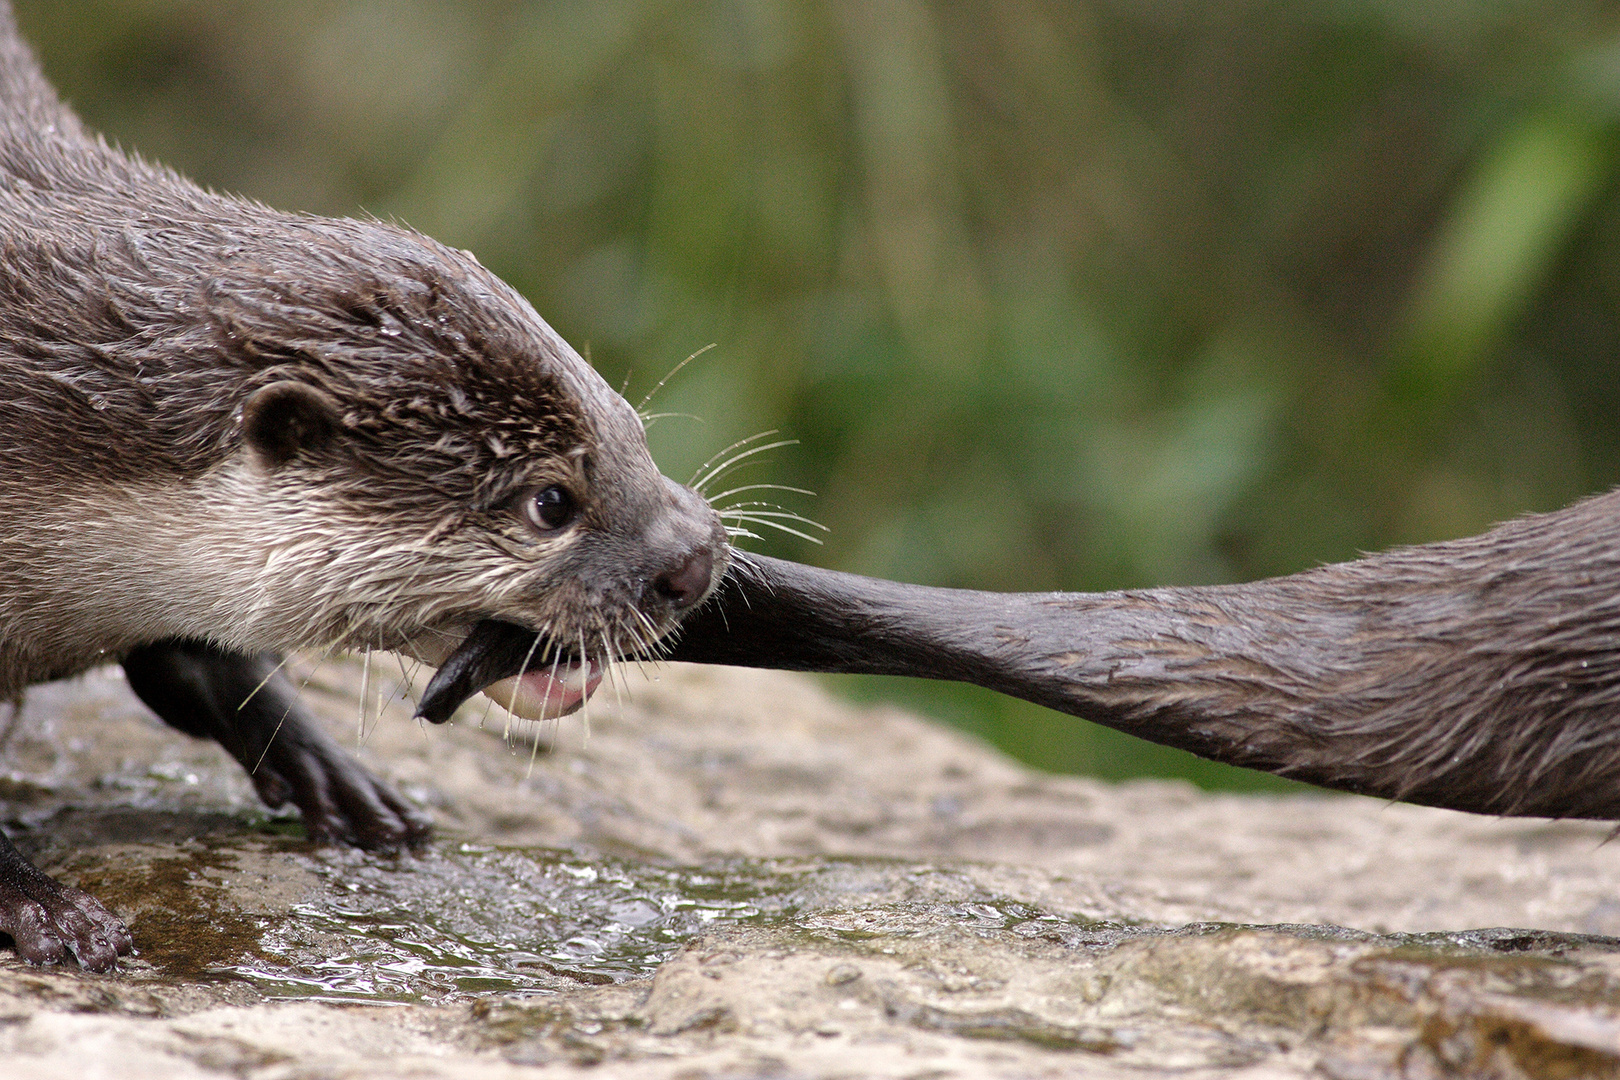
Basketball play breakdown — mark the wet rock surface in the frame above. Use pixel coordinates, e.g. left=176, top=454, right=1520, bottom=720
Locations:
left=4, top=662, right=1620, bottom=1077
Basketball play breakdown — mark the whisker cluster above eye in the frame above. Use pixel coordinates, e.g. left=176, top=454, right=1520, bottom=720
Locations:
left=689, top=431, right=799, bottom=495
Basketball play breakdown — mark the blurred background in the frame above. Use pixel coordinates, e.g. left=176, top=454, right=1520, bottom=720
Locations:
left=19, top=0, right=1620, bottom=790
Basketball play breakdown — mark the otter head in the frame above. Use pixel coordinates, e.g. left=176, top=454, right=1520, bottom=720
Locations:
left=186, top=217, right=729, bottom=720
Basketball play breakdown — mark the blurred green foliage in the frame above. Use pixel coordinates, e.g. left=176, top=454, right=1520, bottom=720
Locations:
left=20, top=0, right=1620, bottom=789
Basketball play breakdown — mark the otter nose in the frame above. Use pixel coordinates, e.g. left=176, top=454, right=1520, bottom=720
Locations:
left=653, top=549, right=714, bottom=610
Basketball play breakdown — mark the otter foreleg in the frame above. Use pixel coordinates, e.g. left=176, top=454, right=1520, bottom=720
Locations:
left=122, top=642, right=431, bottom=850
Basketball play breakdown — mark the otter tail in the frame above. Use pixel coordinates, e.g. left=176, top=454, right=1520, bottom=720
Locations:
left=663, top=489, right=1620, bottom=822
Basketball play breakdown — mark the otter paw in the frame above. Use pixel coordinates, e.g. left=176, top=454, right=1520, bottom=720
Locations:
left=255, top=740, right=433, bottom=852
left=0, top=840, right=133, bottom=973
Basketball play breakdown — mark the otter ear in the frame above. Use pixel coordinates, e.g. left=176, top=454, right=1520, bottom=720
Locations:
left=242, top=381, right=340, bottom=468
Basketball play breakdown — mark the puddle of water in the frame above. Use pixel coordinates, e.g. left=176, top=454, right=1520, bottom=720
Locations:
left=103, top=830, right=1620, bottom=1013
left=218, top=847, right=1129, bottom=1004
left=232, top=846, right=784, bottom=1002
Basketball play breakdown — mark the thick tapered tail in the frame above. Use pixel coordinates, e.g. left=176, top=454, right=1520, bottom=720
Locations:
left=663, top=488, right=1620, bottom=822
left=661, top=553, right=1376, bottom=787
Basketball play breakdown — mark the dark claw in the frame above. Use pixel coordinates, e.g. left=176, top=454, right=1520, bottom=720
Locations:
left=0, top=831, right=132, bottom=972
left=123, top=640, right=432, bottom=852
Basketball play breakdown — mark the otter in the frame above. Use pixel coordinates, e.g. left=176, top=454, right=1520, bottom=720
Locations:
left=423, top=487, right=1620, bottom=826
left=0, top=6, right=726, bottom=972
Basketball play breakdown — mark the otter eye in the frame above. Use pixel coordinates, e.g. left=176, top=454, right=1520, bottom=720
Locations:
left=524, top=485, right=577, bottom=533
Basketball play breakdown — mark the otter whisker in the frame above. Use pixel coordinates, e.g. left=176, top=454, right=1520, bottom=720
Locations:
left=715, top=499, right=812, bottom=510
left=724, top=516, right=827, bottom=545
left=621, top=610, right=662, bottom=681
left=714, top=500, right=791, bottom=516
left=485, top=619, right=548, bottom=738
left=630, top=612, right=665, bottom=670
left=357, top=647, right=371, bottom=747
left=687, top=430, right=783, bottom=491
left=504, top=628, right=548, bottom=740
left=367, top=649, right=386, bottom=743
left=641, top=411, right=706, bottom=430
left=577, top=628, right=592, bottom=749
left=723, top=512, right=828, bottom=533
left=248, top=641, right=344, bottom=778
left=392, top=653, right=423, bottom=717
left=717, top=507, right=828, bottom=531
left=612, top=616, right=640, bottom=689
left=525, top=707, right=547, bottom=773
left=598, top=615, right=628, bottom=717
left=235, top=651, right=298, bottom=712
left=629, top=606, right=660, bottom=645
left=690, top=438, right=800, bottom=496
left=706, top=483, right=816, bottom=504
left=522, top=648, right=567, bottom=774
left=635, top=342, right=716, bottom=415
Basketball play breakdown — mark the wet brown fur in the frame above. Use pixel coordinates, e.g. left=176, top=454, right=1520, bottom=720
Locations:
left=665, top=488, right=1620, bottom=822
left=0, top=5, right=726, bottom=696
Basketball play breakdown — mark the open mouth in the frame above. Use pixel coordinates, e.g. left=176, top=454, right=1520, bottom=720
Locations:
left=416, top=619, right=604, bottom=724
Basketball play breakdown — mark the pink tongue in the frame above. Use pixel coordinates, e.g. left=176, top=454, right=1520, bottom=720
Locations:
left=481, top=661, right=603, bottom=720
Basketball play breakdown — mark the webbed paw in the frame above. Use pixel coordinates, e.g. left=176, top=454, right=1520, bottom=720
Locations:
left=0, top=837, right=132, bottom=972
